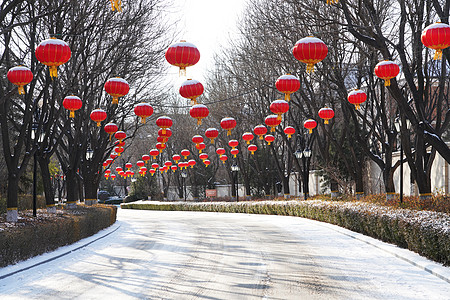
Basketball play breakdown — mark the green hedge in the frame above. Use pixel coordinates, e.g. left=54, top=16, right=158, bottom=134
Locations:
left=122, top=200, right=450, bottom=266
left=0, top=204, right=117, bottom=268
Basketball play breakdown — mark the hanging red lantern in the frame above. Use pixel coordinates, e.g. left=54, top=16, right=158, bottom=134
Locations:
left=149, top=149, right=159, bottom=159
left=181, top=149, right=191, bottom=159
left=304, top=119, right=317, bottom=134
left=196, top=142, right=206, bottom=153
left=165, top=40, right=200, bottom=76
left=151, top=163, right=159, bottom=170
left=104, top=173, right=110, bottom=180
left=253, top=125, right=268, bottom=140
left=188, top=159, right=196, bottom=168
left=374, top=60, right=400, bottom=87
left=63, top=95, right=82, bottom=118
left=179, top=79, right=204, bottom=104
left=220, top=117, right=237, bottom=136
left=265, top=115, right=281, bottom=132
left=199, top=153, right=209, bottom=161
left=104, top=77, right=129, bottom=105
left=136, top=161, right=145, bottom=169
left=114, top=131, right=126, bottom=142
left=248, top=144, right=257, bottom=155
left=157, top=136, right=168, bottom=144
left=228, top=140, right=239, bottom=149
left=7, top=66, right=33, bottom=94
left=115, top=167, right=123, bottom=173
left=421, top=22, right=450, bottom=60
left=204, top=159, right=211, bottom=167
left=110, top=153, right=118, bottom=160
left=164, top=161, right=173, bottom=168
left=156, top=116, right=173, bottom=134
left=348, top=89, right=367, bottom=110
left=90, top=108, right=107, bottom=127
left=103, top=161, right=108, bottom=169
left=114, top=146, right=124, bottom=156
left=178, top=162, right=188, bottom=170
left=134, top=103, right=153, bottom=124
left=219, top=155, right=228, bottom=164
left=170, top=165, right=177, bottom=172
left=110, top=174, right=116, bottom=181
left=157, top=128, right=171, bottom=139
left=242, top=132, right=254, bottom=144
left=141, top=166, right=147, bottom=172
left=192, top=135, right=204, bottom=145
left=156, top=142, right=166, bottom=153
left=105, top=169, right=111, bottom=176
left=264, top=134, right=275, bottom=145
left=270, top=100, right=290, bottom=120
left=159, top=167, right=164, bottom=174
left=142, top=154, right=151, bottom=164
left=292, top=36, right=328, bottom=73
left=35, top=38, right=71, bottom=78
left=172, top=154, right=181, bottom=163
left=104, top=123, right=118, bottom=140
left=149, top=169, right=156, bottom=176
left=190, top=104, right=209, bottom=125
left=275, top=74, right=300, bottom=101
left=115, top=140, right=125, bottom=148
left=318, top=107, right=335, bottom=124
left=284, top=126, right=295, bottom=139
left=231, top=148, right=239, bottom=158
left=106, top=158, right=113, bottom=165
left=125, top=163, right=132, bottom=170
left=205, top=128, right=219, bottom=144
left=216, top=148, right=226, bottom=156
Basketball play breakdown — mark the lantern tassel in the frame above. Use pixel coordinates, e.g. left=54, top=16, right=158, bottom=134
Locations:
left=199, top=149, right=202, bottom=154
left=309, top=129, right=313, bottom=134
left=324, top=120, right=329, bottom=125
left=251, top=151, right=255, bottom=155
left=259, top=136, right=263, bottom=140
left=277, top=115, right=282, bottom=121
left=179, top=67, right=186, bottom=77
left=227, top=130, right=231, bottom=136
left=162, top=128, right=166, bottom=134
left=109, top=134, right=112, bottom=141
left=355, top=104, right=360, bottom=110
left=285, top=93, right=290, bottom=101
left=247, top=141, right=250, bottom=145
left=141, top=117, right=146, bottom=124
left=197, top=119, right=201, bottom=126
left=306, top=63, right=315, bottom=73
left=384, top=79, right=391, bottom=86
left=69, top=111, right=75, bottom=118
left=112, top=97, right=119, bottom=105
left=433, top=49, right=442, bottom=60
left=49, top=66, right=57, bottom=79
left=97, top=121, right=101, bottom=127
left=110, top=0, right=122, bottom=12
left=267, top=141, right=272, bottom=145
left=287, top=134, right=292, bottom=139
left=270, top=127, right=275, bottom=132
left=18, top=86, right=25, bottom=95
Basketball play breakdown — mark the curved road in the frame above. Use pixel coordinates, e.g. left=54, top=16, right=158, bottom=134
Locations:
left=0, top=209, right=449, bottom=299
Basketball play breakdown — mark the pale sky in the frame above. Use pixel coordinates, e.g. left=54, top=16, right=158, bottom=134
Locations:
left=167, top=0, right=245, bottom=86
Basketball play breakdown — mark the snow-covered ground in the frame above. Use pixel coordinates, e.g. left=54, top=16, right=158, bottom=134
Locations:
left=0, top=208, right=449, bottom=299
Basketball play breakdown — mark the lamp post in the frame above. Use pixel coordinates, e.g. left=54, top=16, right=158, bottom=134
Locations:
left=231, top=163, right=240, bottom=202
left=394, top=117, right=411, bottom=204
left=295, top=139, right=312, bottom=200
left=181, top=171, right=188, bottom=201
left=31, top=98, right=44, bottom=217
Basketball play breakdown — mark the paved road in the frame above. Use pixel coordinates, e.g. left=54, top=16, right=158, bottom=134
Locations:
left=0, top=209, right=449, bottom=299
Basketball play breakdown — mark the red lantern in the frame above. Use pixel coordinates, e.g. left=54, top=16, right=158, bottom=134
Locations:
left=275, top=74, right=300, bottom=101
left=115, top=167, right=123, bottom=173
left=115, top=131, right=126, bottom=142
left=125, top=163, right=132, bottom=170
left=158, top=128, right=172, bottom=139
left=284, top=126, right=295, bottom=138
left=421, top=22, right=450, bottom=60
left=190, top=104, right=209, bottom=125
left=228, top=140, right=239, bottom=149
left=156, top=116, right=173, bottom=134
left=103, top=161, right=108, bottom=169
left=205, top=128, right=219, bottom=144
left=265, top=115, right=281, bottom=132
left=115, top=140, right=125, bottom=148
left=157, top=136, right=168, bottom=144
left=156, top=142, right=166, bottom=153
left=90, top=108, right=107, bottom=127
left=231, top=148, right=239, bottom=158
left=142, top=154, right=151, bottom=164
left=104, top=77, right=129, bottom=105
left=63, top=95, right=82, bottom=118
left=253, top=125, right=268, bottom=140
left=204, top=159, right=211, bottom=167
left=172, top=154, right=181, bottom=163
left=169, top=165, right=176, bottom=172
left=248, top=144, right=257, bottom=155
left=199, top=153, right=208, bottom=161
left=137, top=161, right=145, bottom=168
left=114, top=146, right=124, bottom=156
left=151, top=163, right=159, bottom=170
left=179, top=162, right=188, bottom=170
left=188, top=159, right=196, bottom=168
left=318, top=107, right=335, bottom=124
left=104, top=123, right=118, bottom=140
left=292, top=36, right=328, bottom=73
left=7, top=66, right=33, bottom=94
left=106, top=158, right=113, bottom=165
left=149, top=169, right=156, bottom=176
left=220, top=117, right=237, bottom=136
left=149, top=149, right=159, bottom=159
left=165, top=40, right=200, bottom=76
left=110, top=174, right=116, bottom=180
left=374, top=60, right=400, bottom=87
left=304, top=119, right=317, bottom=134
left=196, top=142, right=206, bottom=153
left=179, top=79, right=204, bottom=104
left=134, top=103, right=153, bottom=124
left=265, top=134, right=275, bottom=145
left=219, top=155, right=228, bottom=164
left=105, top=169, right=111, bottom=176
left=105, top=173, right=110, bottom=180
left=35, top=38, right=71, bottom=78
left=192, top=135, right=204, bottom=145
left=270, top=100, right=289, bottom=120
left=181, top=149, right=191, bottom=159
left=164, top=161, right=173, bottom=168
left=216, top=148, right=226, bottom=156
left=348, top=89, right=367, bottom=110
left=242, top=132, right=254, bottom=144
left=110, top=153, right=118, bottom=160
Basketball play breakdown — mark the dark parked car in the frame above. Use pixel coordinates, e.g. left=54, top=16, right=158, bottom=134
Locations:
left=104, top=196, right=123, bottom=205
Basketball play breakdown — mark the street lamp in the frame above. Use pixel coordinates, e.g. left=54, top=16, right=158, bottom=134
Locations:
left=394, top=117, right=411, bottom=204
left=181, top=171, right=188, bottom=201
left=86, top=147, right=94, bottom=160
left=303, top=148, right=312, bottom=158
left=231, top=163, right=240, bottom=202
left=294, top=149, right=303, bottom=159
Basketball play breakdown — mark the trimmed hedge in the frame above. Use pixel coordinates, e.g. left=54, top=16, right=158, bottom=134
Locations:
left=0, top=204, right=117, bottom=268
left=122, top=200, right=450, bottom=266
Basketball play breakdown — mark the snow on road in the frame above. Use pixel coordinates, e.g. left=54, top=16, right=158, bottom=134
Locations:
left=0, top=208, right=449, bottom=299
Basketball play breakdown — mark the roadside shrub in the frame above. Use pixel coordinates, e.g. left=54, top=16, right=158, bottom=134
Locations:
left=0, top=204, right=117, bottom=268
left=122, top=200, right=450, bottom=266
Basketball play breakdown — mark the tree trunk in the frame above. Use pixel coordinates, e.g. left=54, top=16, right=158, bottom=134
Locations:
left=302, top=170, right=310, bottom=200
left=6, top=173, right=19, bottom=222
left=330, top=180, right=339, bottom=198
left=38, top=157, right=56, bottom=211
left=65, top=169, right=78, bottom=208
left=84, top=172, right=100, bottom=205
left=282, top=175, right=290, bottom=199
